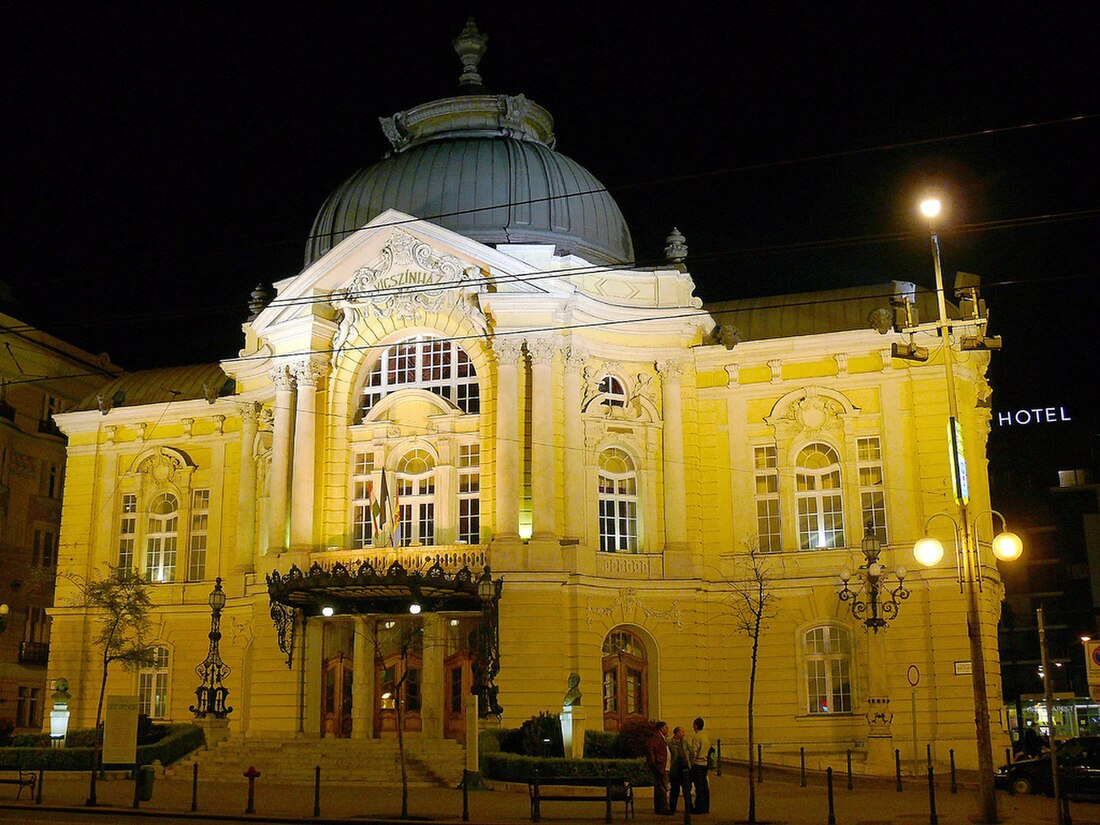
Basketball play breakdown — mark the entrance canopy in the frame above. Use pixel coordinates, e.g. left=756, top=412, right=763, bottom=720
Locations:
left=267, top=560, right=490, bottom=616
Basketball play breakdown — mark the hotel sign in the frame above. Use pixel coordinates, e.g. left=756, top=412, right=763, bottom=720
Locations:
left=996, top=407, right=1072, bottom=426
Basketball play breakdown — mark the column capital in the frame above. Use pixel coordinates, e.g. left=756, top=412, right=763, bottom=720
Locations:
left=491, top=337, right=525, bottom=365
left=564, top=345, right=589, bottom=371
left=291, top=359, right=328, bottom=389
left=236, top=400, right=263, bottom=423
left=656, top=358, right=687, bottom=383
left=269, top=364, right=295, bottom=392
left=526, top=336, right=558, bottom=365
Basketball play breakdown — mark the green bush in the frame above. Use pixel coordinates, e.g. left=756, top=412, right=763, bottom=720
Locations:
left=583, top=729, right=621, bottom=758
left=616, top=718, right=655, bottom=758
left=10, top=732, right=50, bottom=748
left=482, top=752, right=648, bottom=785
left=0, top=723, right=203, bottom=770
left=0, top=719, right=15, bottom=748
left=520, top=712, right=564, bottom=758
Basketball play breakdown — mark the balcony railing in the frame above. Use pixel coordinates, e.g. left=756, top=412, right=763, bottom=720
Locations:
left=310, top=544, right=489, bottom=575
left=19, top=641, right=49, bottom=666
left=596, top=551, right=664, bottom=579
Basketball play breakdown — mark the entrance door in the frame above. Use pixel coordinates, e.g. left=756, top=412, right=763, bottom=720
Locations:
left=322, top=652, right=353, bottom=738
left=602, top=628, right=648, bottom=732
left=374, top=653, right=423, bottom=736
left=444, top=650, right=474, bottom=743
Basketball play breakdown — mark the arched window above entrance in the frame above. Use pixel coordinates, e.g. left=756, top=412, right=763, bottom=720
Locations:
left=359, top=336, right=480, bottom=419
left=795, top=442, right=845, bottom=550
left=396, top=448, right=435, bottom=547
left=598, top=448, right=638, bottom=553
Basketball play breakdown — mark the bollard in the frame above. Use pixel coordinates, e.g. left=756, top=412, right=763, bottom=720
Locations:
left=716, top=738, right=722, bottom=777
left=1062, top=792, right=1073, bottom=825
left=244, top=766, right=261, bottom=814
left=604, top=768, right=613, bottom=825
left=757, top=743, right=763, bottom=783
left=800, top=746, right=807, bottom=787
left=926, top=743, right=932, bottom=769
left=949, top=749, right=957, bottom=794
left=462, top=769, right=470, bottom=823
left=35, top=769, right=43, bottom=805
left=826, top=767, right=836, bottom=825
left=1005, top=747, right=1012, bottom=766
left=313, top=765, right=321, bottom=817
left=131, top=763, right=141, bottom=810
left=927, top=765, right=938, bottom=825
left=895, top=749, right=903, bottom=793
left=683, top=765, right=692, bottom=825
left=846, top=749, right=853, bottom=790
left=191, top=763, right=198, bottom=812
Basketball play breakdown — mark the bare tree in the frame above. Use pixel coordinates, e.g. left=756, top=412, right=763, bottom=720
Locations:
left=67, top=566, right=155, bottom=806
left=728, top=538, right=779, bottom=825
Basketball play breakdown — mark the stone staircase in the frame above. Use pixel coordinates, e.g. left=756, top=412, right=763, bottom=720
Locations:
left=165, top=735, right=467, bottom=787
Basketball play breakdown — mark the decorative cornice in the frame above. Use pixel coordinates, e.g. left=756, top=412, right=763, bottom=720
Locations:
left=767, top=359, right=783, bottom=384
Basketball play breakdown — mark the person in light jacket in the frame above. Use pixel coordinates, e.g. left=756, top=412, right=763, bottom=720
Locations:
left=686, top=716, right=710, bottom=814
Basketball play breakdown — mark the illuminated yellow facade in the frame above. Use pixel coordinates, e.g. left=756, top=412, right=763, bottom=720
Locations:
left=47, top=23, right=1009, bottom=775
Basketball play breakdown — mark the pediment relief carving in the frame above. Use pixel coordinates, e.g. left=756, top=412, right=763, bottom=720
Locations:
left=134, top=447, right=195, bottom=485
left=765, top=386, right=859, bottom=439
left=330, top=229, right=488, bottom=364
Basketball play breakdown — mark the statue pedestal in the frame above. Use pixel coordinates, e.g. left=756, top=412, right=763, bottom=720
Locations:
left=560, top=706, right=586, bottom=759
left=195, top=717, right=231, bottom=750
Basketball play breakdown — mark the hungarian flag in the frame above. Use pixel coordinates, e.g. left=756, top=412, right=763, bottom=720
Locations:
left=372, top=470, right=389, bottom=543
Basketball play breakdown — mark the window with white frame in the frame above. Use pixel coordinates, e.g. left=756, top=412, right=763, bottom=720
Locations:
left=795, top=443, right=845, bottom=550
left=804, top=625, right=852, bottom=714
left=597, top=376, right=628, bottom=408
left=360, top=336, right=480, bottom=417
left=397, top=449, right=435, bottom=547
left=118, top=494, right=138, bottom=571
left=188, top=489, right=209, bottom=581
left=145, top=493, right=179, bottom=582
left=753, top=445, right=781, bottom=552
left=351, top=451, right=375, bottom=548
left=458, top=444, right=480, bottom=544
left=138, top=646, right=170, bottom=719
left=857, top=437, right=887, bottom=544
left=598, top=447, right=638, bottom=553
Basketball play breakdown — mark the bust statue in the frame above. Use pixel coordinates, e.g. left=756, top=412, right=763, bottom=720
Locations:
left=563, top=672, right=582, bottom=707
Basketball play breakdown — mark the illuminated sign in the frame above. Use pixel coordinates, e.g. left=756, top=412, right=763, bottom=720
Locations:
left=947, top=416, right=969, bottom=506
left=373, top=270, right=444, bottom=292
left=995, top=407, right=1072, bottom=426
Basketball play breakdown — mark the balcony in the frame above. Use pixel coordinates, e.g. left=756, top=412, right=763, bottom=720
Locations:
left=310, top=544, right=489, bottom=575
left=596, top=551, right=664, bottom=580
left=19, top=641, right=49, bottom=667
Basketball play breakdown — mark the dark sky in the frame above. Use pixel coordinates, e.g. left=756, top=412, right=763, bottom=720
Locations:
left=5, top=3, right=1099, bottom=442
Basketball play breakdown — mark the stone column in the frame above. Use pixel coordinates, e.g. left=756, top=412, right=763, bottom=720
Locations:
left=267, top=365, right=296, bottom=556
left=657, top=360, right=688, bottom=552
left=352, top=617, right=374, bottom=739
left=562, top=347, right=586, bottom=542
left=421, top=614, right=445, bottom=739
left=492, top=338, right=523, bottom=541
left=527, top=337, right=557, bottom=541
left=290, top=360, right=327, bottom=550
left=236, top=402, right=260, bottom=574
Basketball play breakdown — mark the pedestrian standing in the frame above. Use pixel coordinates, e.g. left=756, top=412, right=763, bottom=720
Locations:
left=646, top=720, right=671, bottom=814
left=668, top=725, right=689, bottom=815
left=687, top=716, right=711, bottom=814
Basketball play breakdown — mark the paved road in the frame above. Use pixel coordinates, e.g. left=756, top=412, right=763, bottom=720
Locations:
left=1, top=765, right=1098, bottom=824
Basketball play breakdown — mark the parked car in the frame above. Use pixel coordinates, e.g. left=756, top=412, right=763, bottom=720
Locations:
left=995, top=736, right=1100, bottom=797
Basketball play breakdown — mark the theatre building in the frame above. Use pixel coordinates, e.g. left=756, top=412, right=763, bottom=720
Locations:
left=47, top=23, right=1010, bottom=777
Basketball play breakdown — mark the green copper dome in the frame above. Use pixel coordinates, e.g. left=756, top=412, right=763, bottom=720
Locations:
left=305, top=22, right=634, bottom=268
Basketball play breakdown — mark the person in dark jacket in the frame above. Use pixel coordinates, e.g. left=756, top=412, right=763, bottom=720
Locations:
left=645, top=720, right=671, bottom=814
left=668, top=726, right=690, bottom=815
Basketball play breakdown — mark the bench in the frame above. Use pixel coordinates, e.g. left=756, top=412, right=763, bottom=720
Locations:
left=0, top=765, right=36, bottom=800
left=528, top=773, right=634, bottom=823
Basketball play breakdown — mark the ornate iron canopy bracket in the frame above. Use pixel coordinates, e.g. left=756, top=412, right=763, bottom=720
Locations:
left=269, top=600, right=297, bottom=669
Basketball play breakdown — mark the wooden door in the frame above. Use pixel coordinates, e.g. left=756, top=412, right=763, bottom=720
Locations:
left=602, top=628, right=648, bottom=732
left=321, top=652, right=353, bottom=738
left=374, top=653, right=423, bottom=736
left=444, top=650, right=474, bottom=743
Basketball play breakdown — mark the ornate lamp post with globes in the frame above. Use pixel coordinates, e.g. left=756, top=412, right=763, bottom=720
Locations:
left=191, top=578, right=233, bottom=746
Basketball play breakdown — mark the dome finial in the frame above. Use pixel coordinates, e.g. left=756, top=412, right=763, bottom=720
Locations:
left=453, top=18, right=488, bottom=91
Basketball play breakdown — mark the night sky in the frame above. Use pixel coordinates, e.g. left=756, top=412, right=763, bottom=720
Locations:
left=5, top=3, right=1098, bottom=451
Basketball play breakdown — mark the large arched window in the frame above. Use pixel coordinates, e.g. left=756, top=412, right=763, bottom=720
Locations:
left=361, top=336, right=479, bottom=417
left=804, top=625, right=852, bottom=714
left=397, top=449, right=435, bottom=547
left=795, top=443, right=845, bottom=550
left=598, top=448, right=638, bottom=553
left=602, top=628, right=648, bottom=731
left=145, top=493, right=179, bottom=582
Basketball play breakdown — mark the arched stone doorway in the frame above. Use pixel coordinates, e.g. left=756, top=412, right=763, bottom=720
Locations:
left=602, top=627, right=649, bottom=731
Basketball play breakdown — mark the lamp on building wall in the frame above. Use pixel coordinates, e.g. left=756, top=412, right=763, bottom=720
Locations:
left=837, top=527, right=911, bottom=631
left=190, top=578, right=232, bottom=719
left=471, top=567, right=504, bottom=718
left=0, top=604, right=8, bottom=634
left=904, top=192, right=1023, bottom=825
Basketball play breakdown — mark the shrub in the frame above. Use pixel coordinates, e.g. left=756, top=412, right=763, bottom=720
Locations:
left=10, top=732, right=50, bottom=748
left=482, top=752, right=648, bottom=785
left=0, top=723, right=203, bottom=770
left=584, top=729, right=621, bottom=758
left=520, top=712, right=564, bottom=758
left=0, top=719, right=13, bottom=747
left=616, top=718, right=655, bottom=758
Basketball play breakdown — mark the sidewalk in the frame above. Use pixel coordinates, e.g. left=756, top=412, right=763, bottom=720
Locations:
left=3, top=764, right=1099, bottom=824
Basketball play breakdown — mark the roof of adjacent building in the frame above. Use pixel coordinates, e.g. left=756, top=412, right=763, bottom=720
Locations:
left=75, top=363, right=234, bottom=413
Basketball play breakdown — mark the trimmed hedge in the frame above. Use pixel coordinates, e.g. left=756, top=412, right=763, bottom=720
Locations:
left=482, top=752, right=648, bottom=785
left=0, top=723, right=204, bottom=770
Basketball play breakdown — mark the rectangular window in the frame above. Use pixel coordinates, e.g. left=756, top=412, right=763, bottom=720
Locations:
left=17, top=687, right=40, bottom=728
left=118, top=494, right=137, bottom=571
left=46, top=463, right=61, bottom=498
left=857, top=437, right=888, bottom=543
left=188, top=489, right=209, bottom=581
left=23, top=606, right=47, bottom=643
left=458, top=444, right=480, bottom=544
left=351, top=452, right=375, bottom=548
left=138, top=647, right=170, bottom=719
left=753, top=445, right=781, bottom=552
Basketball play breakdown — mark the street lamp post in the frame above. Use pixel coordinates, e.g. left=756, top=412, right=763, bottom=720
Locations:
left=910, top=197, right=1021, bottom=823
left=190, top=578, right=232, bottom=720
